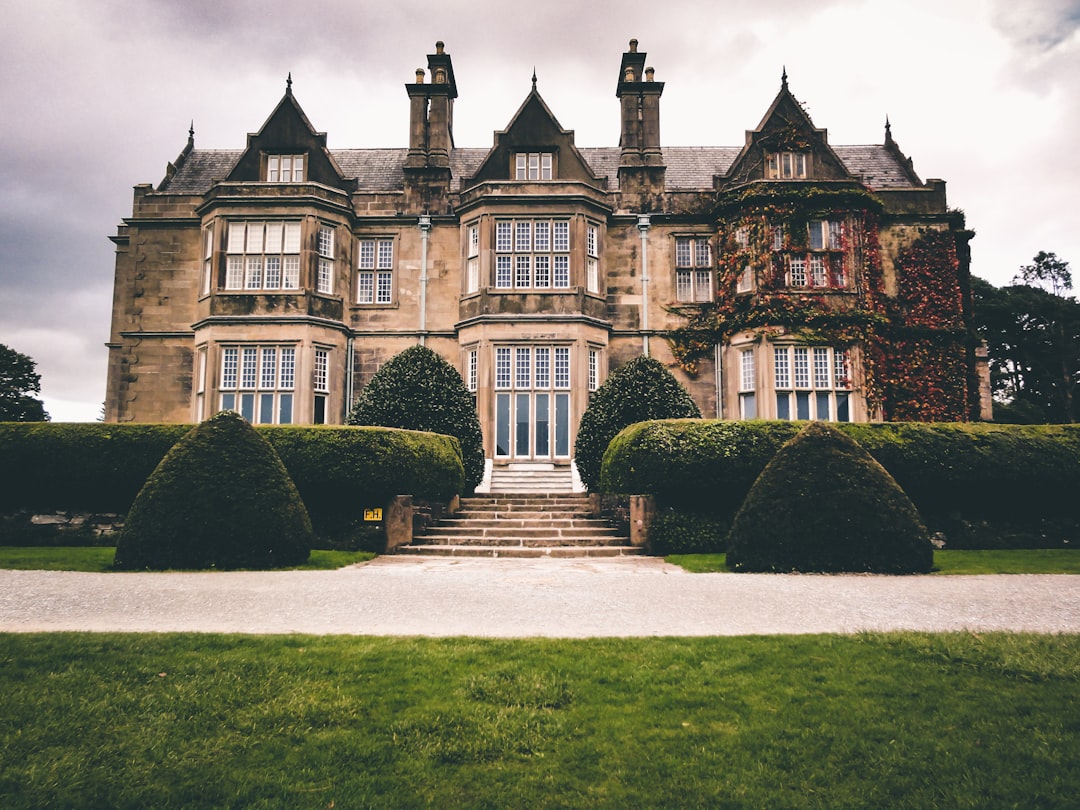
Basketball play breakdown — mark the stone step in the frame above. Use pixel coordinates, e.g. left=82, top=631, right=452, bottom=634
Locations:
left=453, top=509, right=594, bottom=520
left=423, top=528, right=625, bottom=542
left=439, top=517, right=602, bottom=528
left=398, top=544, right=643, bottom=558
left=417, top=534, right=631, bottom=547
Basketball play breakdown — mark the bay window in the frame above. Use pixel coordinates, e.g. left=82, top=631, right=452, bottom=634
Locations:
left=220, top=345, right=296, bottom=424
left=225, top=221, right=301, bottom=291
left=773, top=346, right=851, bottom=422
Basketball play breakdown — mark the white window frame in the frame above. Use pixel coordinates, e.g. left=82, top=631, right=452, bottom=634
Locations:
left=766, top=151, right=807, bottom=179
left=514, top=152, right=553, bottom=180
left=224, top=221, right=301, bottom=292
left=357, top=237, right=394, bottom=304
left=266, top=154, right=305, bottom=182
left=738, top=348, right=757, bottom=419
left=494, top=218, right=570, bottom=290
left=772, top=345, right=852, bottom=422
left=466, top=223, right=480, bottom=293
left=219, top=344, right=297, bottom=424
left=675, top=236, right=713, bottom=303
left=317, top=225, right=335, bottom=295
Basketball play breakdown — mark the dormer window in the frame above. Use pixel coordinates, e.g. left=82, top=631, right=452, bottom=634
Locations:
left=266, top=154, right=305, bottom=182
left=515, top=152, right=553, bottom=180
left=766, top=152, right=807, bottom=179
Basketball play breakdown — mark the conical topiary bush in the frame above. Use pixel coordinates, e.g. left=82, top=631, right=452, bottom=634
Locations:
left=348, top=345, right=484, bottom=492
left=574, top=355, right=701, bottom=491
left=114, top=411, right=313, bottom=570
left=727, top=421, right=932, bottom=573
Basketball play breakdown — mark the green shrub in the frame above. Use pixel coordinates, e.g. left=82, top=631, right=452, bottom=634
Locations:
left=727, top=422, right=932, bottom=573
left=114, top=412, right=313, bottom=570
left=0, top=422, right=464, bottom=545
left=574, top=356, right=700, bottom=491
left=0, top=422, right=190, bottom=512
left=601, top=420, right=1080, bottom=547
left=648, top=509, right=730, bottom=555
left=348, top=345, right=484, bottom=491
left=262, top=424, right=463, bottom=540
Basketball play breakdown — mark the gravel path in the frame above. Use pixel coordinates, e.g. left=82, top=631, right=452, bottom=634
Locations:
left=1, top=556, right=1078, bottom=637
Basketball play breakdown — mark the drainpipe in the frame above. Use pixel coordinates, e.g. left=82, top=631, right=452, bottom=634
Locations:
left=418, top=215, right=432, bottom=345
left=715, top=343, right=724, bottom=419
left=346, top=336, right=355, bottom=417
left=637, top=214, right=651, bottom=356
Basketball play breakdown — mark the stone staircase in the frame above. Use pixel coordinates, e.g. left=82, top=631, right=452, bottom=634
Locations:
left=400, top=493, right=640, bottom=558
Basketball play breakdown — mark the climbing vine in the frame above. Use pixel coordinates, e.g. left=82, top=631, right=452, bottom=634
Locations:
left=665, top=186, right=971, bottom=421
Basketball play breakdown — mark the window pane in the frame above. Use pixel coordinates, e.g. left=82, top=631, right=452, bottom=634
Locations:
left=241, top=348, right=258, bottom=389
left=496, top=393, right=511, bottom=456
left=226, top=257, right=244, bottom=289
left=377, top=241, right=393, bottom=269
left=790, top=257, right=807, bottom=286
left=359, top=240, right=375, bottom=269
left=264, top=222, right=282, bottom=253
left=515, top=393, right=530, bottom=456
left=245, top=257, right=262, bottom=289
left=535, top=348, right=550, bottom=388
left=694, top=270, right=711, bottom=302
left=535, top=394, right=550, bottom=456
left=553, top=222, right=569, bottom=251
left=283, top=257, right=300, bottom=289
left=311, top=394, right=324, bottom=425
left=240, top=393, right=255, bottom=422
left=554, top=348, right=570, bottom=388
left=260, top=347, right=276, bottom=389
left=357, top=272, right=374, bottom=303
left=741, top=392, right=756, bottom=419
left=376, top=272, right=393, bottom=303
left=793, top=348, right=809, bottom=388
left=774, top=348, right=790, bottom=389
left=245, top=222, right=264, bottom=254
left=222, top=347, right=238, bottom=388
left=495, top=348, right=511, bottom=389
left=280, top=348, right=295, bottom=389
left=676, top=270, right=692, bottom=301
left=516, top=221, right=531, bottom=252
left=796, top=392, right=811, bottom=420
left=675, top=238, right=691, bottom=268
left=836, top=392, right=850, bottom=422
left=221, top=393, right=236, bottom=412
left=259, top=393, right=275, bottom=424
left=534, top=255, right=550, bottom=288
left=516, top=255, right=531, bottom=288
left=515, top=348, right=531, bottom=388
left=283, top=222, right=301, bottom=253
left=496, top=256, right=512, bottom=288
left=265, top=257, right=281, bottom=289
left=776, top=393, right=790, bottom=420
left=695, top=239, right=710, bottom=268
left=813, top=348, right=831, bottom=388
left=816, top=392, right=832, bottom=421
left=740, top=349, right=755, bottom=391
left=318, top=226, right=334, bottom=258
left=809, top=221, right=825, bottom=251
left=555, top=393, right=569, bottom=456
left=534, top=220, right=550, bottom=252
left=553, top=256, right=569, bottom=288
left=496, top=221, right=512, bottom=251
left=227, top=223, right=246, bottom=253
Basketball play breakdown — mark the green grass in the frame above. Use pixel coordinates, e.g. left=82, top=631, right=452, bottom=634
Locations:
left=0, top=632, right=1076, bottom=808
left=0, top=547, right=374, bottom=572
left=667, top=550, right=1080, bottom=575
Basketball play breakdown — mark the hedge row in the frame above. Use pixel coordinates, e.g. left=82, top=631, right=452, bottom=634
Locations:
left=602, top=420, right=1080, bottom=547
left=0, top=422, right=464, bottom=531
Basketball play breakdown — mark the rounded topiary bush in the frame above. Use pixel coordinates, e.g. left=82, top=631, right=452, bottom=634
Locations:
left=114, top=411, right=313, bottom=570
left=348, top=345, right=484, bottom=491
left=575, top=355, right=701, bottom=491
left=727, top=421, right=932, bottom=573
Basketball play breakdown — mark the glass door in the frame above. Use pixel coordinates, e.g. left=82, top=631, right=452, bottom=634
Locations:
left=494, top=346, right=571, bottom=460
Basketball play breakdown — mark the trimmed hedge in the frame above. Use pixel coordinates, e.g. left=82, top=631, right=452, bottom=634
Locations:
left=114, top=412, right=313, bottom=571
left=727, top=422, right=932, bottom=573
left=604, top=420, right=1080, bottom=548
left=575, top=356, right=701, bottom=491
left=0, top=422, right=464, bottom=538
left=348, top=345, right=485, bottom=491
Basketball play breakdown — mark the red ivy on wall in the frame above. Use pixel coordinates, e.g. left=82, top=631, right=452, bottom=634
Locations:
left=666, top=193, right=971, bottom=422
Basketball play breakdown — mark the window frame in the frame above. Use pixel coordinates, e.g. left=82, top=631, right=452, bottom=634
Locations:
left=766, top=151, right=808, bottom=179
left=494, top=218, right=571, bottom=290
left=224, top=221, right=302, bottom=292
left=219, top=344, right=297, bottom=425
left=674, top=235, right=714, bottom=303
left=514, top=152, right=554, bottom=180
left=265, top=154, right=306, bottom=182
left=356, top=236, right=395, bottom=305
left=772, top=345, right=852, bottom=422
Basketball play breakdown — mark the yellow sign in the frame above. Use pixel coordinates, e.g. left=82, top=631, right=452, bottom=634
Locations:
left=363, top=508, right=383, bottom=522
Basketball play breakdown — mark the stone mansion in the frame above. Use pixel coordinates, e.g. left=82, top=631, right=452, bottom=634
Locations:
left=105, top=39, right=984, bottom=466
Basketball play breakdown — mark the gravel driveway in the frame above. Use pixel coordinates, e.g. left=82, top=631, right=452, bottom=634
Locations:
left=1, top=556, right=1078, bottom=637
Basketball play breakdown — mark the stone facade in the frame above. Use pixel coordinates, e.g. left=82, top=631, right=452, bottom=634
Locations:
left=105, top=40, right=984, bottom=466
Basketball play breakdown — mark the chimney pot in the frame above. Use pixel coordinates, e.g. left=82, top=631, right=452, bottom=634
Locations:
left=645, top=67, right=655, bottom=82
left=416, top=68, right=425, bottom=83
left=624, top=66, right=635, bottom=82
left=629, top=38, right=638, bottom=53
left=435, top=41, right=445, bottom=54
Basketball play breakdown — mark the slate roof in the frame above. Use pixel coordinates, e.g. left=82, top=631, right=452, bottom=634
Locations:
left=158, top=144, right=918, bottom=195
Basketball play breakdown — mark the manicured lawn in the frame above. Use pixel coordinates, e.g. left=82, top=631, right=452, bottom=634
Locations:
left=0, top=632, right=1076, bottom=808
left=0, top=547, right=374, bottom=572
left=666, top=550, right=1080, bottom=575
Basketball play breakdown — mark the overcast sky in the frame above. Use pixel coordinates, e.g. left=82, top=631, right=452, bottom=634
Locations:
left=1, top=0, right=1078, bottom=422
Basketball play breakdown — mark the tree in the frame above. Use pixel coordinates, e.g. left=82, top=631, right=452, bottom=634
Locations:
left=348, top=345, right=484, bottom=491
left=1014, top=251, right=1072, bottom=297
left=574, top=355, right=701, bottom=491
left=0, top=344, right=49, bottom=422
left=972, top=261, right=1080, bottom=423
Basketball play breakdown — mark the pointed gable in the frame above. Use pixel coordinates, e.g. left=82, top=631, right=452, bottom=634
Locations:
left=225, top=82, right=354, bottom=192
left=721, top=73, right=853, bottom=187
left=463, top=83, right=604, bottom=188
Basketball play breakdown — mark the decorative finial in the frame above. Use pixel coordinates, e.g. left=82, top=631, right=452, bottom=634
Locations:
left=781, top=66, right=788, bottom=90
left=188, top=120, right=195, bottom=146
left=532, top=67, right=537, bottom=89
left=884, top=115, right=893, bottom=144
left=286, top=72, right=292, bottom=94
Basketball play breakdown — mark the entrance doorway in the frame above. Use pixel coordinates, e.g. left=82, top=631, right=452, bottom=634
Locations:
left=493, top=346, right=571, bottom=460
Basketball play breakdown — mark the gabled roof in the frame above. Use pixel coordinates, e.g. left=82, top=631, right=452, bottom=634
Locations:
left=224, top=81, right=354, bottom=192
left=723, top=73, right=852, bottom=187
left=463, top=81, right=605, bottom=188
